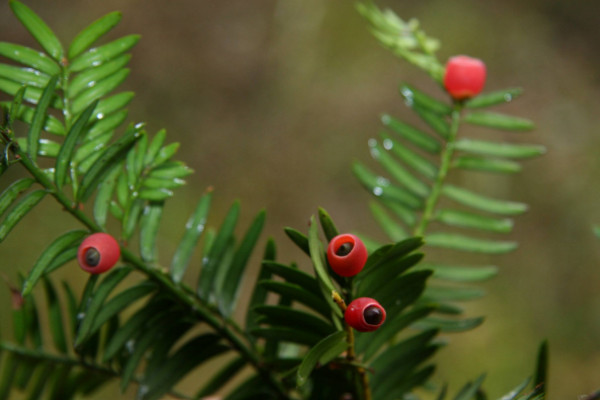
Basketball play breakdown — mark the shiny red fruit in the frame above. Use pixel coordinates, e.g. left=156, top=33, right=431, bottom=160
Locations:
left=77, top=233, right=120, bottom=274
left=345, top=297, right=386, bottom=332
left=443, top=55, right=486, bottom=100
left=326, top=234, right=368, bottom=277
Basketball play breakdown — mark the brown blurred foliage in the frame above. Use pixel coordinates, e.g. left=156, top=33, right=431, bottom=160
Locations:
left=0, top=0, right=599, bottom=398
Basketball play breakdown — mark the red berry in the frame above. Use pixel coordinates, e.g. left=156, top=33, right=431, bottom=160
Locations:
left=326, top=234, right=368, bottom=277
left=77, top=233, right=120, bottom=274
left=443, top=55, right=486, bottom=100
left=345, top=297, right=386, bottom=332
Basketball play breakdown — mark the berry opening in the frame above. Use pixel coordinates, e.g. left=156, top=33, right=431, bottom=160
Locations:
left=335, top=242, right=353, bottom=257
left=363, top=305, right=383, bottom=325
left=84, top=247, right=101, bottom=267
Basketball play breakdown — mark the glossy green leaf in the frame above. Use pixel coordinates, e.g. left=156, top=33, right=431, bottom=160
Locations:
left=22, top=230, right=88, bottom=295
left=464, top=111, right=534, bottom=131
left=134, top=133, right=147, bottom=176
left=370, top=139, right=429, bottom=197
left=102, top=297, right=173, bottom=361
left=0, top=190, right=46, bottom=242
left=371, top=329, right=438, bottom=388
left=88, top=281, right=156, bottom=340
left=148, top=161, right=193, bottom=179
left=92, top=91, right=133, bottom=121
left=6, top=85, right=26, bottom=130
left=380, top=198, right=418, bottom=227
left=400, top=84, right=452, bottom=115
left=10, top=0, right=64, bottom=60
left=1, top=102, right=64, bottom=135
left=140, top=335, right=229, bottom=400
left=436, top=209, right=513, bottom=233
left=262, top=262, right=321, bottom=296
left=383, top=365, right=437, bottom=400
left=418, top=264, right=498, bottom=282
left=0, top=78, right=62, bottom=108
left=414, top=105, right=450, bottom=139
left=142, top=321, right=196, bottom=392
left=0, top=42, right=60, bottom=75
left=376, top=270, right=432, bottom=312
left=27, top=75, right=58, bottom=163
left=15, top=137, right=60, bottom=158
left=296, top=331, right=347, bottom=387
left=220, top=209, right=266, bottom=315
left=45, top=246, right=78, bottom=274
left=122, top=198, right=144, bottom=240
left=0, top=63, right=49, bottom=88
left=369, top=201, right=408, bottom=241
left=426, top=232, right=518, bottom=254
left=254, top=305, right=333, bottom=336
left=75, top=266, right=133, bottom=346
left=455, top=138, right=545, bottom=159
left=453, top=156, right=521, bottom=174
left=358, top=252, right=423, bottom=297
left=142, top=177, right=185, bottom=191
left=69, top=34, right=140, bottom=72
left=317, top=207, right=339, bottom=242
left=0, top=178, right=36, bottom=218
left=359, top=305, right=436, bottom=361
left=442, top=184, right=528, bottom=215
left=413, top=316, right=484, bottom=332
left=125, top=137, right=138, bottom=187
left=150, top=142, right=180, bottom=167
left=116, top=172, right=128, bottom=207
left=68, top=11, right=122, bottom=59
left=41, top=278, right=67, bottom=353
left=120, top=317, right=183, bottom=393
left=245, top=239, right=276, bottom=334
left=361, top=237, right=423, bottom=276
left=534, top=340, right=548, bottom=394
left=259, top=280, right=330, bottom=317
left=284, top=226, right=310, bottom=255
left=307, top=218, right=336, bottom=296
left=381, top=114, right=441, bottom=153
left=78, top=123, right=142, bottom=202
left=92, top=163, right=120, bottom=228
left=138, top=188, right=173, bottom=201
left=55, top=100, right=98, bottom=187
left=499, top=378, right=531, bottom=400
left=21, top=290, right=43, bottom=348
left=139, top=202, right=163, bottom=262
left=465, top=88, right=523, bottom=109
left=379, top=132, right=437, bottom=179
left=594, top=225, right=600, bottom=239
left=195, top=357, right=246, bottom=399
left=144, top=129, right=166, bottom=164
left=197, top=201, right=240, bottom=299
left=68, top=54, right=130, bottom=99
left=170, top=191, right=212, bottom=283
left=71, top=68, right=129, bottom=115
left=73, top=131, right=113, bottom=164
left=353, top=162, right=422, bottom=209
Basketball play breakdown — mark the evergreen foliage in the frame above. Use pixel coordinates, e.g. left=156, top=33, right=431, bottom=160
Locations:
left=2, top=1, right=591, bottom=399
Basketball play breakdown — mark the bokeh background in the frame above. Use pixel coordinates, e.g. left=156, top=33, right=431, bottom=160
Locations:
left=0, top=0, right=599, bottom=398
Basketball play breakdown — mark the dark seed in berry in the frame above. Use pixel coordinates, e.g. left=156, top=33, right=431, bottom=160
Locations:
left=336, top=242, right=353, bottom=256
left=85, top=248, right=101, bottom=267
left=364, top=305, right=383, bottom=325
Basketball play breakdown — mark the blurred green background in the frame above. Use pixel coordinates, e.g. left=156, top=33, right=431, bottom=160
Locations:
left=1, top=0, right=599, bottom=398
